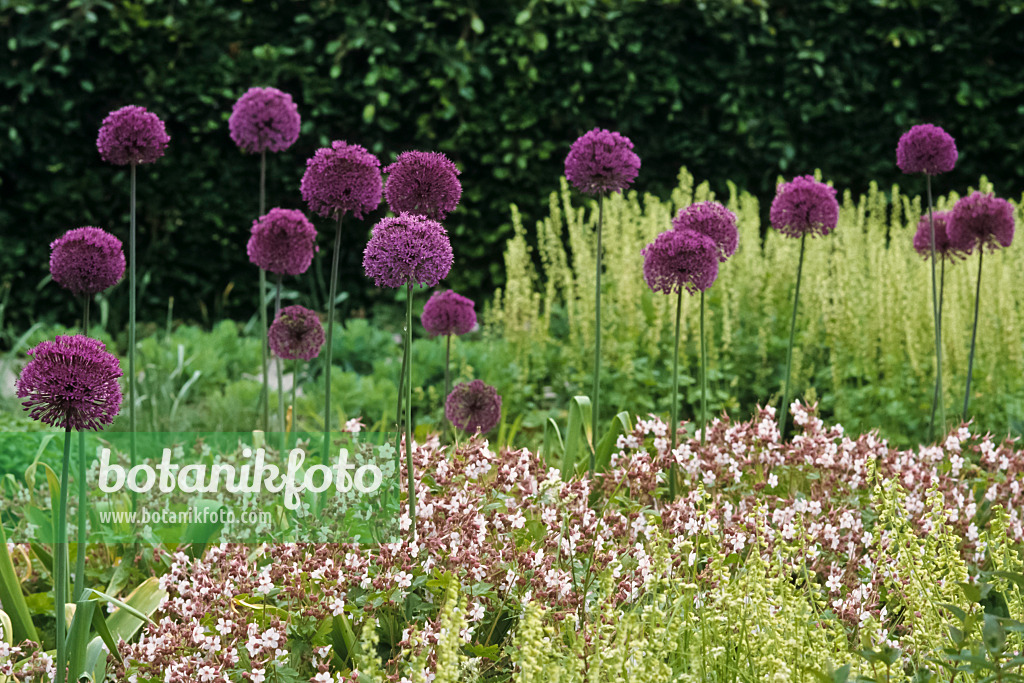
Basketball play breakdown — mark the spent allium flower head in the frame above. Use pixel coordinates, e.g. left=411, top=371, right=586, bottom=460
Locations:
left=96, top=105, right=170, bottom=165
left=49, top=227, right=125, bottom=296
left=672, top=201, right=739, bottom=262
left=769, top=175, right=840, bottom=239
left=362, top=213, right=453, bottom=289
left=445, top=380, right=502, bottom=434
left=229, top=87, right=301, bottom=154
left=246, top=208, right=318, bottom=275
left=384, top=150, right=462, bottom=220
left=300, top=140, right=382, bottom=219
left=642, top=229, right=719, bottom=295
left=16, top=335, right=123, bottom=431
left=268, top=305, right=326, bottom=360
left=896, top=124, right=958, bottom=175
left=947, top=192, right=1016, bottom=252
left=564, top=128, right=641, bottom=196
left=421, top=290, right=476, bottom=337
left=912, top=210, right=972, bottom=260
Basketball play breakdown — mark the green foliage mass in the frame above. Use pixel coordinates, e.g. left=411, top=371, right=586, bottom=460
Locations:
left=2, top=0, right=1023, bottom=334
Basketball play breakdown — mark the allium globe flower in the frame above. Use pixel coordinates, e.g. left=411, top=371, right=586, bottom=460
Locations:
left=16, top=335, right=123, bottom=431
left=769, top=175, right=840, bottom=239
left=445, top=380, right=502, bottom=434
left=49, top=227, right=125, bottom=296
left=96, top=105, right=170, bottom=165
left=362, top=213, right=454, bottom=289
left=564, top=128, right=641, bottom=196
left=246, top=208, right=318, bottom=276
left=672, top=201, right=739, bottom=262
left=384, top=151, right=462, bottom=220
left=912, top=210, right=972, bottom=260
left=947, top=192, right=1016, bottom=252
left=300, top=140, right=382, bottom=219
left=268, top=305, right=326, bottom=361
left=421, top=290, right=476, bottom=338
left=229, top=87, right=301, bottom=154
left=896, top=124, right=958, bottom=175
left=642, top=229, right=719, bottom=295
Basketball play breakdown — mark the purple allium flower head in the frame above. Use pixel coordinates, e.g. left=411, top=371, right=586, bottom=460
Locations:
left=912, top=210, right=972, bottom=261
left=268, top=305, right=326, bottom=361
left=445, top=380, right=502, bottom=434
left=769, top=175, right=839, bottom=239
left=947, top=192, right=1016, bottom=253
left=16, top=335, right=123, bottom=431
left=564, top=128, right=641, bottom=196
left=246, top=208, right=318, bottom=276
left=300, top=140, right=382, bottom=219
left=96, top=105, right=170, bottom=165
left=49, top=227, right=125, bottom=296
left=896, top=124, right=957, bottom=175
left=229, top=87, right=301, bottom=154
left=672, top=201, right=739, bottom=262
left=421, top=290, right=476, bottom=338
left=362, top=213, right=454, bottom=289
left=642, top=229, right=719, bottom=295
left=384, top=150, right=462, bottom=220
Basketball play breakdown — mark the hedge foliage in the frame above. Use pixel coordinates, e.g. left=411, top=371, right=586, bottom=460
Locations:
left=1, top=0, right=1022, bottom=336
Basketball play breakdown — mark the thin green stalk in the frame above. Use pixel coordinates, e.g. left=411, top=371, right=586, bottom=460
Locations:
left=323, top=215, right=342, bottom=465
left=700, top=289, right=707, bottom=448
left=259, top=150, right=269, bottom=433
left=405, top=283, right=416, bottom=541
left=929, top=256, right=946, bottom=437
left=56, top=427, right=72, bottom=683
left=780, top=232, right=806, bottom=439
left=963, top=248, right=984, bottom=421
left=444, top=334, right=451, bottom=428
left=590, top=194, right=603, bottom=474
left=275, top=273, right=285, bottom=456
left=396, top=330, right=408, bottom=436
left=74, top=297, right=90, bottom=602
left=291, top=358, right=298, bottom=450
left=669, top=287, right=682, bottom=500
left=926, top=174, right=945, bottom=442
left=129, top=163, right=137, bottom=505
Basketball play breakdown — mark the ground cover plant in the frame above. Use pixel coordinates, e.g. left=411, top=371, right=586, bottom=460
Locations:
left=0, top=48, right=1022, bottom=683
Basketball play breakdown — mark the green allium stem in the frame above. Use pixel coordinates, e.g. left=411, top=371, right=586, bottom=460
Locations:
left=128, top=163, right=137, bottom=505
left=275, top=273, right=285, bottom=456
left=780, top=232, right=806, bottom=439
left=700, top=288, right=707, bottom=448
left=323, top=215, right=342, bottom=465
left=926, top=174, right=945, bottom=442
left=74, top=297, right=90, bottom=602
left=669, top=287, right=682, bottom=500
left=55, top=427, right=72, bottom=683
left=291, top=358, right=298, bottom=451
left=929, top=256, right=946, bottom=439
left=444, top=334, right=451, bottom=428
left=405, top=283, right=416, bottom=541
left=590, top=194, right=603, bottom=474
left=397, top=330, right=408, bottom=436
left=259, top=150, right=269, bottom=433
left=964, top=248, right=984, bottom=421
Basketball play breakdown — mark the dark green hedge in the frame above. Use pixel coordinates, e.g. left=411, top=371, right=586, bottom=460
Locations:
left=1, top=0, right=1022, bottom=337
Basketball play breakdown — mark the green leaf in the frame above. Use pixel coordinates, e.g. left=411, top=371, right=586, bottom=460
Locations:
left=95, top=577, right=167, bottom=642
left=0, top=523, right=38, bottom=643
left=67, top=599, right=97, bottom=680
left=983, top=613, right=1007, bottom=653
left=541, top=417, right=564, bottom=466
left=594, top=411, right=631, bottom=473
left=470, top=14, right=484, bottom=34
left=562, top=396, right=592, bottom=477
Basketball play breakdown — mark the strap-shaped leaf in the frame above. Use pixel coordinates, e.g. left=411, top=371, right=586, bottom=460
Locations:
left=0, top=523, right=38, bottom=643
left=562, top=396, right=592, bottom=477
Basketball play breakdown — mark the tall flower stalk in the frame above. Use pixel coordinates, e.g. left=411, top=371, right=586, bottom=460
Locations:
left=769, top=175, right=839, bottom=438
left=947, top=191, right=1016, bottom=421
left=49, top=225, right=124, bottom=603
left=16, top=336, right=123, bottom=683
left=564, top=128, right=640, bottom=468
left=97, top=105, right=169, bottom=481
left=642, top=227, right=719, bottom=499
left=229, top=87, right=302, bottom=433
left=301, top=140, right=382, bottom=463
left=364, top=213, right=453, bottom=539
left=268, top=305, right=326, bottom=451
left=897, top=123, right=957, bottom=441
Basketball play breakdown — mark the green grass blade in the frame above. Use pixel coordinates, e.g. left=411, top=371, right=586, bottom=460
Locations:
left=562, top=395, right=592, bottom=477
left=66, top=599, right=97, bottom=680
